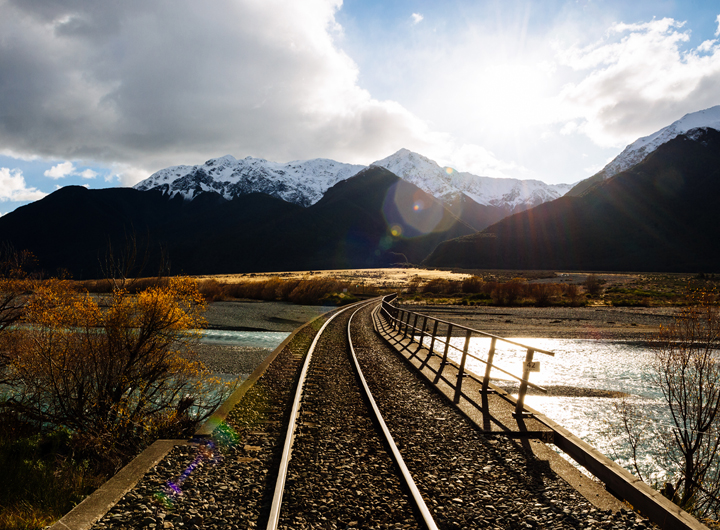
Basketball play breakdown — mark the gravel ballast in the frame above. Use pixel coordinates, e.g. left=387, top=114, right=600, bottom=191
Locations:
left=90, top=301, right=658, bottom=530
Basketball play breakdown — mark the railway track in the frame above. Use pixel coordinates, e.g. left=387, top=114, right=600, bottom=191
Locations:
left=91, top=300, right=655, bottom=530
left=267, top=298, right=437, bottom=529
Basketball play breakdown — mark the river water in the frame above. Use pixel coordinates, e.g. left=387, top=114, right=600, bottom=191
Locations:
left=441, top=336, right=670, bottom=482
left=205, top=329, right=669, bottom=481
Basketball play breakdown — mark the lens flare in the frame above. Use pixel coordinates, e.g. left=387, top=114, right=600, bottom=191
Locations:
left=381, top=181, right=445, bottom=238
left=154, top=420, right=239, bottom=509
left=445, top=167, right=454, bottom=175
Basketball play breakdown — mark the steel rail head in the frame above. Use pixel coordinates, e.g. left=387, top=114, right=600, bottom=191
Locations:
left=265, top=298, right=376, bottom=530
left=347, top=302, right=439, bottom=530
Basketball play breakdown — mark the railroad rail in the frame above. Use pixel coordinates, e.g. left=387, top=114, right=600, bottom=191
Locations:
left=266, top=298, right=438, bottom=530
left=67, top=297, right=698, bottom=530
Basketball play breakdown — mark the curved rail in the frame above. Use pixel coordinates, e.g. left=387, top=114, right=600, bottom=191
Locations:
left=265, top=299, right=367, bottom=530
left=265, top=298, right=439, bottom=530
left=347, top=303, right=439, bottom=530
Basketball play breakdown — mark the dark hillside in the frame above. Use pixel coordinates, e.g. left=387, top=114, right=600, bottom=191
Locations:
left=0, top=167, right=475, bottom=277
left=424, top=129, right=720, bottom=272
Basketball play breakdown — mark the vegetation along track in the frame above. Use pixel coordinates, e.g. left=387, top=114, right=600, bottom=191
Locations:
left=91, top=299, right=656, bottom=530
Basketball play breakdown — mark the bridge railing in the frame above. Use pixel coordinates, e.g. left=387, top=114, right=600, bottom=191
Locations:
left=379, top=293, right=554, bottom=416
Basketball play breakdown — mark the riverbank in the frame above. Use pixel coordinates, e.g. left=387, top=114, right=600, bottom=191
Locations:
left=399, top=304, right=677, bottom=342
left=195, top=300, right=327, bottom=376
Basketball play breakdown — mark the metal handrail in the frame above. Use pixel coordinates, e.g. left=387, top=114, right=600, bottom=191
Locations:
left=379, top=294, right=555, bottom=416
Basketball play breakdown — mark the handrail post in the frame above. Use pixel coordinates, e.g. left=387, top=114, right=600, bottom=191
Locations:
left=412, top=313, right=419, bottom=341
left=428, top=319, right=439, bottom=355
left=453, top=330, right=473, bottom=403
left=441, top=324, right=453, bottom=365
left=515, top=348, right=534, bottom=417
left=418, top=316, right=428, bottom=348
left=481, top=337, right=497, bottom=394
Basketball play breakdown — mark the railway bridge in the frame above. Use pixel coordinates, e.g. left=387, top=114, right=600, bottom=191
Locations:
left=52, top=297, right=705, bottom=530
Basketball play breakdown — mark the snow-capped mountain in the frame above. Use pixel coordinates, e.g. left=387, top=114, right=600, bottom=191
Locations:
left=569, top=105, right=720, bottom=195
left=371, top=149, right=571, bottom=211
left=134, top=155, right=365, bottom=207
left=135, top=149, right=571, bottom=217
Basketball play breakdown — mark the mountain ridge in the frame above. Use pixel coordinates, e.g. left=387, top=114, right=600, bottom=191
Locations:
left=423, top=128, right=720, bottom=272
left=134, top=148, right=572, bottom=231
left=568, top=105, right=720, bottom=196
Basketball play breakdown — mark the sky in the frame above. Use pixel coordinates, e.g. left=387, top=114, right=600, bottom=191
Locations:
left=2, top=0, right=720, bottom=214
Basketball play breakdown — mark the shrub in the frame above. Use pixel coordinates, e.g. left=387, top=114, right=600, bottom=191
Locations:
left=491, top=279, right=524, bottom=305
left=529, top=283, right=561, bottom=307
left=584, top=274, right=605, bottom=296
left=461, top=276, right=484, bottom=293
left=3, top=277, right=226, bottom=464
left=198, top=279, right=226, bottom=302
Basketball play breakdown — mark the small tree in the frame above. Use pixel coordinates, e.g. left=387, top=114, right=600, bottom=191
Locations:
left=584, top=274, right=605, bottom=296
left=651, top=302, right=720, bottom=516
left=613, top=300, right=720, bottom=521
left=0, top=247, right=36, bottom=385
left=4, top=276, right=226, bottom=462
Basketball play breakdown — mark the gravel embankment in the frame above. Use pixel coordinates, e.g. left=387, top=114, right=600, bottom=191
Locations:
left=90, top=301, right=656, bottom=530
left=350, top=304, right=654, bottom=530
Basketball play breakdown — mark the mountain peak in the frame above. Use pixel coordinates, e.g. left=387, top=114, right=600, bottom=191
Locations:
left=568, top=104, right=720, bottom=196
left=370, top=149, right=570, bottom=210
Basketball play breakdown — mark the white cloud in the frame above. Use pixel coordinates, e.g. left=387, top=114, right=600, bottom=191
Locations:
left=0, top=0, right=479, bottom=175
left=556, top=17, right=720, bottom=147
left=716, top=14, right=720, bottom=37
left=44, top=161, right=76, bottom=179
left=560, top=121, right=580, bottom=135
left=109, top=164, right=152, bottom=187
left=411, top=13, right=423, bottom=25
left=79, top=169, right=98, bottom=179
left=0, top=168, right=47, bottom=202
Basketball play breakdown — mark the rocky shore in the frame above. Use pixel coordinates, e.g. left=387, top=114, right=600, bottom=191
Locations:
left=400, top=304, right=678, bottom=342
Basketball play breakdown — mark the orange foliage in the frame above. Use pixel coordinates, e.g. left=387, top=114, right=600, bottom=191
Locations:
left=4, top=277, right=225, bottom=459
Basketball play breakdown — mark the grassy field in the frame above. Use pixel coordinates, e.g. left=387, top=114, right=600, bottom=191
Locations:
left=191, top=268, right=718, bottom=307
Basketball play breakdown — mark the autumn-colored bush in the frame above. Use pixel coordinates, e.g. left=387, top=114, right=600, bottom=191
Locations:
left=421, top=278, right=460, bottom=295
left=287, top=278, right=351, bottom=305
left=405, top=276, right=422, bottom=294
left=528, top=283, right=561, bottom=307
left=461, top=276, right=484, bottom=293
left=3, top=277, right=226, bottom=464
left=198, top=279, right=226, bottom=302
left=491, top=279, right=525, bottom=305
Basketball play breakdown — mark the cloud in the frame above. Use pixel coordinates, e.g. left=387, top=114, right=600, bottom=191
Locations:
left=411, top=13, right=424, bottom=25
left=0, top=168, right=47, bottom=202
left=716, top=14, right=720, bottom=37
left=0, top=0, right=484, bottom=185
left=44, top=161, right=76, bottom=179
left=556, top=17, right=720, bottom=147
left=79, top=169, right=98, bottom=179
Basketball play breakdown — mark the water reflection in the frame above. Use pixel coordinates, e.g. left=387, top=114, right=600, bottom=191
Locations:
left=433, top=336, right=668, bottom=480
left=200, top=329, right=290, bottom=349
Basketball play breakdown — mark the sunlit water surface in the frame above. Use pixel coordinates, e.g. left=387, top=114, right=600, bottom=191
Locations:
left=424, top=336, right=670, bottom=481
left=200, top=329, right=290, bottom=349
